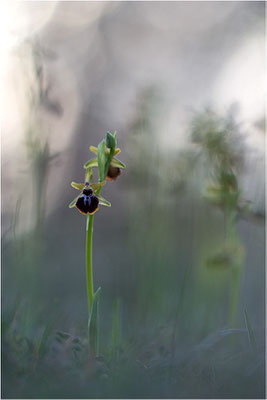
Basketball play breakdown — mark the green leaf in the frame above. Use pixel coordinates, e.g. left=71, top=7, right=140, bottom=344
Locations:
left=88, top=287, right=101, bottom=356
left=71, top=182, right=85, bottom=191
left=83, top=158, right=98, bottom=169
left=244, top=310, right=257, bottom=354
left=97, top=140, right=107, bottom=182
left=69, top=194, right=81, bottom=208
left=97, top=194, right=111, bottom=207
left=106, top=131, right=116, bottom=150
left=110, top=157, right=126, bottom=169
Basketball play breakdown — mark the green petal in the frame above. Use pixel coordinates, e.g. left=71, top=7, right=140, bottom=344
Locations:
left=96, top=194, right=111, bottom=207
left=90, top=180, right=106, bottom=191
left=89, top=145, right=98, bottom=154
left=83, top=158, right=98, bottom=169
left=69, top=194, right=81, bottom=208
left=110, top=157, right=126, bottom=169
left=71, top=182, right=85, bottom=191
left=114, top=148, right=121, bottom=156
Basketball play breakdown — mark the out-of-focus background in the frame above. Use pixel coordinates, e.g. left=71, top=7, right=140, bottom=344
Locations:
left=2, top=2, right=265, bottom=398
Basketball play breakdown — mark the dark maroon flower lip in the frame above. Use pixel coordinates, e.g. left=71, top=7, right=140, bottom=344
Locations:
left=69, top=181, right=111, bottom=211
left=106, top=165, right=121, bottom=181
left=75, top=191, right=99, bottom=215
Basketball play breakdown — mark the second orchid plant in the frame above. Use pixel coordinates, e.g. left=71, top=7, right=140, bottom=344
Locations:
left=69, top=131, right=125, bottom=355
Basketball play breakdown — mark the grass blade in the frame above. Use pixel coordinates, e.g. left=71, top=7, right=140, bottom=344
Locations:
left=244, top=309, right=257, bottom=354
left=88, top=287, right=102, bottom=357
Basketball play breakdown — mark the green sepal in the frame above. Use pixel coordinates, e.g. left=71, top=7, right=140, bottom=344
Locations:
left=71, top=182, right=85, bottom=191
left=83, top=158, right=98, bottom=169
left=69, top=194, right=81, bottom=208
left=106, top=131, right=116, bottom=150
left=97, top=140, right=106, bottom=182
left=88, top=287, right=101, bottom=356
left=89, top=145, right=98, bottom=154
left=114, top=148, right=121, bottom=156
left=110, top=157, right=126, bottom=169
left=96, top=194, right=111, bottom=207
left=90, top=180, right=106, bottom=191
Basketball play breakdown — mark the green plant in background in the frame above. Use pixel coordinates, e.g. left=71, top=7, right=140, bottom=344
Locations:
left=127, top=87, right=176, bottom=327
left=191, top=109, right=247, bottom=327
left=69, top=131, right=125, bottom=356
left=25, top=40, right=61, bottom=234
left=5, top=41, right=61, bottom=334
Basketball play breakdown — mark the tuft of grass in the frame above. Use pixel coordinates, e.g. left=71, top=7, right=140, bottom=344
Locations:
left=244, top=310, right=258, bottom=355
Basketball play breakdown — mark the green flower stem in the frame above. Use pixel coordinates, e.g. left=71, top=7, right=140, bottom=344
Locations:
left=86, top=214, right=95, bottom=313
left=85, top=186, right=103, bottom=314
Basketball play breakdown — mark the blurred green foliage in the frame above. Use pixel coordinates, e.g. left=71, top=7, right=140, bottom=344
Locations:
left=2, top=86, right=264, bottom=398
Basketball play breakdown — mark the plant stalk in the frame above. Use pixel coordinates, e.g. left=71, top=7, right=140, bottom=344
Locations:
left=86, top=214, right=95, bottom=313
left=85, top=186, right=103, bottom=314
